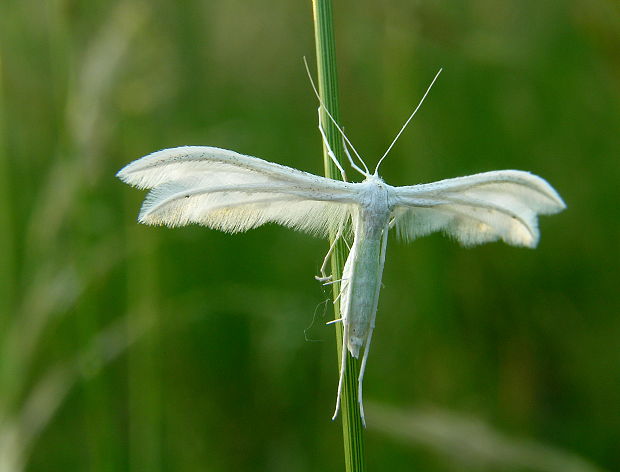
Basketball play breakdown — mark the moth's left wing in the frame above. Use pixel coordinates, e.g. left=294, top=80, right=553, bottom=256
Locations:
left=117, top=146, right=358, bottom=236
left=391, top=170, right=565, bottom=248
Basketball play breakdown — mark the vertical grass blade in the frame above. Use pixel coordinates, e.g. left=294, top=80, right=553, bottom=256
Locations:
left=311, top=1, right=366, bottom=470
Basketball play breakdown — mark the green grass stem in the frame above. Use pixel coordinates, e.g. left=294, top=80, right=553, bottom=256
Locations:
left=311, top=1, right=366, bottom=471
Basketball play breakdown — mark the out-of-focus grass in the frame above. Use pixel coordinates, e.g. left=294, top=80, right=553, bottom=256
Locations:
left=0, top=0, right=618, bottom=471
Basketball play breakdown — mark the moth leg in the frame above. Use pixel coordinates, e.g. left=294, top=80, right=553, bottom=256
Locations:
left=316, top=223, right=345, bottom=282
left=333, top=280, right=346, bottom=305
left=341, top=135, right=368, bottom=178
left=333, top=274, right=350, bottom=304
left=357, top=324, right=375, bottom=428
left=317, top=107, right=348, bottom=182
left=342, top=236, right=352, bottom=251
left=332, top=321, right=349, bottom=421
left=304, top=58, right=369, bottom=178
left=322, top=277, right=347, bottom=286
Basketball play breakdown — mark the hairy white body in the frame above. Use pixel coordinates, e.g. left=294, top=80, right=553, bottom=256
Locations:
left=117, top=145, right=565, bottom=424
left=341, top=177, right=390, bottom=358
left=336, top=176, right=390, bottom=422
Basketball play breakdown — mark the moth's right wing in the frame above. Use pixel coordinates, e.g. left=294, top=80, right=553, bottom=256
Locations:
left=117, top=146, right=359, bottom=236
left=391, top=170, right=565, bottom=248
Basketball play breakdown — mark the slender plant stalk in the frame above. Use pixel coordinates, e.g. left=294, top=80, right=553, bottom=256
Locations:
left=311, top=1, right=366, bottom=471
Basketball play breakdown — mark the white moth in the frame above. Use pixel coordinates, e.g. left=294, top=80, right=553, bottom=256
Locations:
left=117, top=71, right=565, bottom=425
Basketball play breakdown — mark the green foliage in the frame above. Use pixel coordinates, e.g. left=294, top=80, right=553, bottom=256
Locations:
left=0, top=0, right=618, bottom=471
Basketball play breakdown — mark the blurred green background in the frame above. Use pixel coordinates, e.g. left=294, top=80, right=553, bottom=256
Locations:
left=1, top=0, right=619, bottom=470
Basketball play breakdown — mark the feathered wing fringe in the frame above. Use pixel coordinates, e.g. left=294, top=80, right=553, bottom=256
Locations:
left=392, top=170, right=566, bottom=248
left=117, top=146, right=357, bottom=235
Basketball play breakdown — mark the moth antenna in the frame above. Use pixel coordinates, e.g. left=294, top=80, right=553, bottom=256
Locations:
left=303, top=57, right=370, bottom=178
left=374, top=68, right=443, bottom=175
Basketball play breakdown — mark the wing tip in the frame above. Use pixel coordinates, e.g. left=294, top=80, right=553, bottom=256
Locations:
left=551, top=194, right=567, bottom=213
left=115, top=165, right=132, bottom=184
left=521, top=170, right=567, bottom=214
